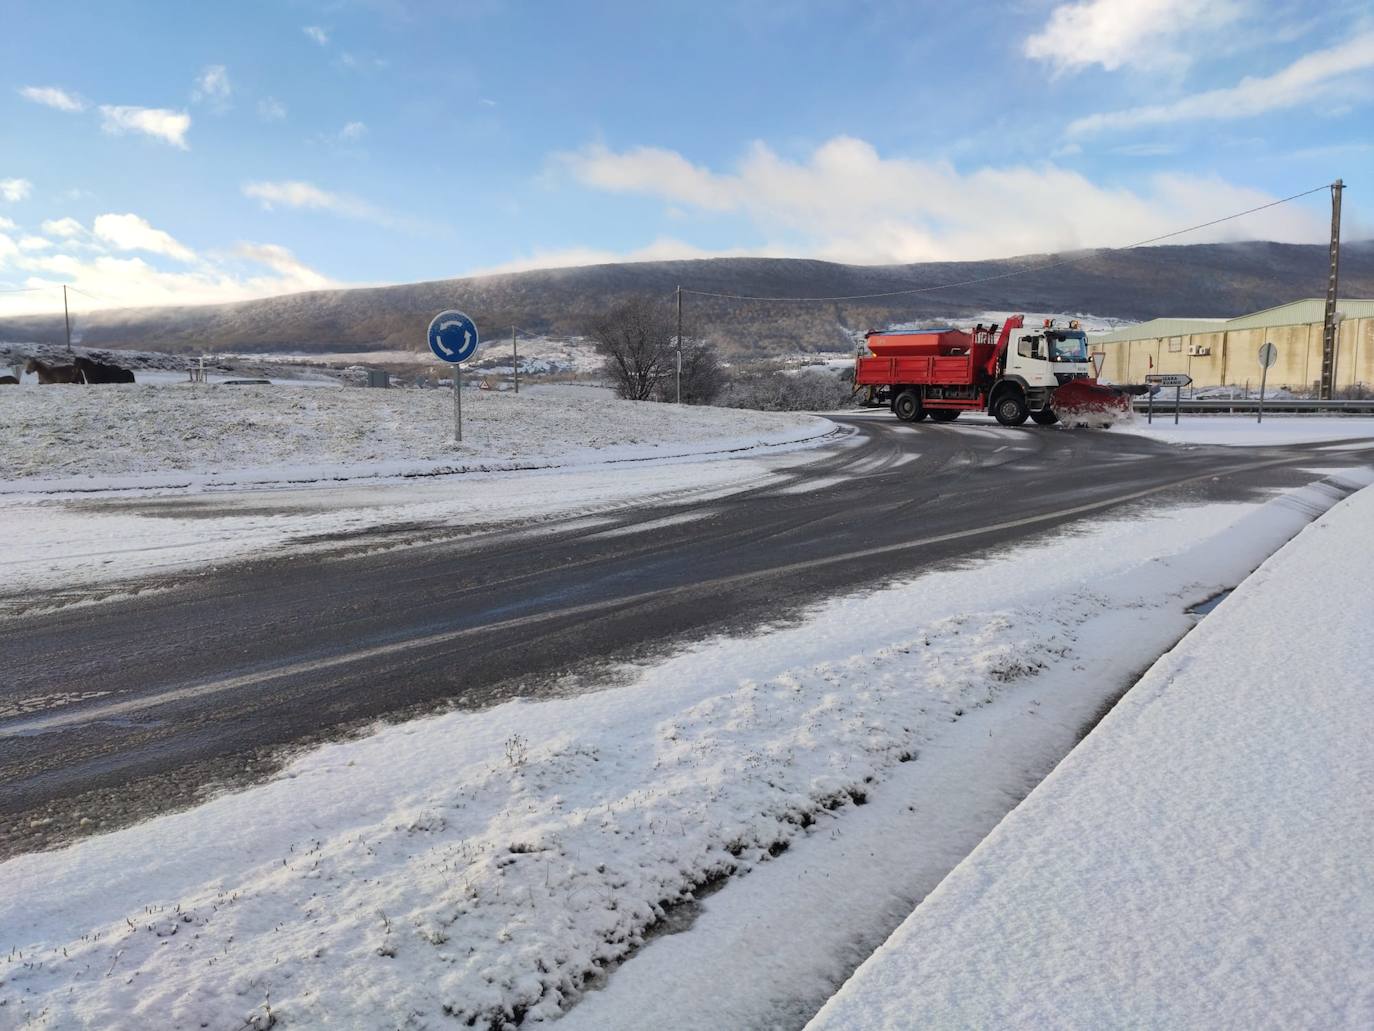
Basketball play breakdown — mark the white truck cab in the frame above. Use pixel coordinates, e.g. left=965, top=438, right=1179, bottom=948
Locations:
left=1004, top=320, right=1094, bottom=387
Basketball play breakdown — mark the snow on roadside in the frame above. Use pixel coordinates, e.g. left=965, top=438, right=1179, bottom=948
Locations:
left=808, top=475, right=1374, bottom=1031
left=1, top=469, right=1368, bottom=1030
left=0, top=442, right=835, bottom=609
left=0, top=384, right=830, bottom=492
left=1109, top=413, right=1374, bottom=447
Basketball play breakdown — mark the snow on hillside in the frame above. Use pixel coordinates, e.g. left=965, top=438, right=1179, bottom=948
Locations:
left=1, top=471, right=1367, bottom=1030
left=0, top=384, right=830, bottom=491
left=808, top=477, right=1374, bottom=1031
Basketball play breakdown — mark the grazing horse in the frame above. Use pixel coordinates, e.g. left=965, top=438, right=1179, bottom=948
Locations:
left=0, top=375, right=17, bottom=385
left=73, top=355, right=136, bottom=384
left=24, top=358, right=82, bottom=384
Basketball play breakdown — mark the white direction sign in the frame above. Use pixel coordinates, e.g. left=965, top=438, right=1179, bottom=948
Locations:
left=1145, top=373, right=1192, bottom=387
left=1258, top=342, right=1278, bottom=368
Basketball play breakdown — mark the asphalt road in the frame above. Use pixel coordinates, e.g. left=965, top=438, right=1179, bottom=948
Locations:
left=2, top=414, right=1364, bottom=857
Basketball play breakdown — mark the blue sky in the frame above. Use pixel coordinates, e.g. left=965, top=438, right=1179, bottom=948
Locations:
left=1, top=0, right=1371, bottom=314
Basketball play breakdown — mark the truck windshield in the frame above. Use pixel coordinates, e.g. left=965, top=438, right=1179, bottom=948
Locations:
left=1048, top=332, right=1088, bottom=362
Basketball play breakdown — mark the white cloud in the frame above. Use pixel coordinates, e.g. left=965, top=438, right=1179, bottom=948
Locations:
left=92, top=213, right=196, bottom=263
left=1070, top=31, right=1374, bottom=134
left=0, top=216, right=15, bottom=230
left=241, top=180, right=391, bottom=224
left=18, top=235, right=52, bottom=251
left=232, top=242, right=333, bottom=291
left=192, top=65, right=232, bottom=107
left=558, top=136, right=1326, bottom=264
left=258, top=97, right=287, bottom=121
left=339, top=120, right=367, bottom=141
left=303, top=25, right=329, bottom=46
left=1025, top=0, right=1240, bottom=74
left=18, top=85, right=86, bottom=112
left=98, top=105, right=192, bottom=148
left=41, top=217, right=85, bottom=238
left=1, top=178, right=33, bottom=202
left=0, top=225, right=339, bottom=316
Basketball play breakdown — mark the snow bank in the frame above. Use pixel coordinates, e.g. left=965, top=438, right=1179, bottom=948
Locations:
left=1, top=471, right=1367, bottom=1030
left=0, top=384, right=830, bottom=492
left=809, top=473, right=1374, bottom=1031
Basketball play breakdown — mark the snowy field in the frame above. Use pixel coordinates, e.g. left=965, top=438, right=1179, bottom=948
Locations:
left=0, top=389, right=831, bottom=608
left=1, top=468, right=1368, bottom=1030
left=224, top=336, right=607, bottom=378
left=0, top=385, right=829, bottom=491
left=809, top=474, right=1374, bottom=1031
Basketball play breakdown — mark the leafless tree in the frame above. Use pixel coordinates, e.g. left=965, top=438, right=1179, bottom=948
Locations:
left=653, top=338, right=727, bottom=405
left=585, top=297, right=676, bottom=401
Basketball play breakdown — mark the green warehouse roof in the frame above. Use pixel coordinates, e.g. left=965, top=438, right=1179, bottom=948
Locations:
left=1091, top=298, right=1374, bottom=345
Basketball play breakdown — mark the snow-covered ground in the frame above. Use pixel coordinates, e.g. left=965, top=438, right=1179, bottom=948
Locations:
left=0, top=388, right=831, bottom=607
left=0, top=384, right=828, bottom=491
left=926, top=409, right=1374, bottom=448
left=1110, top=413, right=1374, bottom=446
left=809, top=474, right=1374, bottom=1031
left=226, top=336, right=606, bottom=378
left=2, top=467, right=1368, bottom=1030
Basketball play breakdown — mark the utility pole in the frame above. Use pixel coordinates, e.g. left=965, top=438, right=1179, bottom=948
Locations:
left=1319, top=178, right=1343, bottom=400
left=63, top=284, right=72, bottom=353
left=512, top=325, right=519, bottom=394
left=675, top=285, right=683, bottom=404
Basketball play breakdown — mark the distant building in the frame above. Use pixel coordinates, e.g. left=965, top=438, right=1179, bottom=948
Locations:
left=1092, top=298, right=1374, bottom=391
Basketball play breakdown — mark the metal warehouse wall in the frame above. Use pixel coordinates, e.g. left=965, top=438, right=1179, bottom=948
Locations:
left=1098, top=316, right=1374, bottom=391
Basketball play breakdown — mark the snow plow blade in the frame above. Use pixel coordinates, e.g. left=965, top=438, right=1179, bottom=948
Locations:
left=1051, top=380, right=1132, bottom=425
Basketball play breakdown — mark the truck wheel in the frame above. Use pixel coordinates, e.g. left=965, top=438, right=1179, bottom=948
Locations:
left=893, top=390, right=923, bottom=422
left=1030, top=408, right=1059, bottom=425
left=929, top=410, right=960, bottom=422
left=993, top=392, right=1029, bottom=426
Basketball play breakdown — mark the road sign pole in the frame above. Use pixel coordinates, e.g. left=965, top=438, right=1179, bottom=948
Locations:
left=1175, top=384, right=1181, bottom=425
left=428, top=309, right=481, bottom=445
left=1257, top=341, right=1277, bottom=424
left=1147, top=388, right=1154, bottom=424
left=512, top=326, right=519, bottom=394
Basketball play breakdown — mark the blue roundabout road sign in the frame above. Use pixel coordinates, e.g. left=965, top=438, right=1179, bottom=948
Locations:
left=427, top=310, right=481, bottom=364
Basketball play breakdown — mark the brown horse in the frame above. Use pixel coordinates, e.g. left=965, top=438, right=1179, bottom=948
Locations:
left=24, top=358, right=82, bottom=384
left=73, top=355, right=136, bottom=384
left=0, top=375, right=18, bottom=385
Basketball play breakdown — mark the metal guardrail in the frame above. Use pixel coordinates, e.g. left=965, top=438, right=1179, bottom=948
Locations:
left=1130, top=397, right=1374, bottom=415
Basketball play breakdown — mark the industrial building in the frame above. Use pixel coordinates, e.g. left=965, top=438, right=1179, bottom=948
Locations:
left=1092, top=298, right=1374, bottom=392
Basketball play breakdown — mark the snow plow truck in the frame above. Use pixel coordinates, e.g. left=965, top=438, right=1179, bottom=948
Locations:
left=855, top=315, right=1134, bottom=426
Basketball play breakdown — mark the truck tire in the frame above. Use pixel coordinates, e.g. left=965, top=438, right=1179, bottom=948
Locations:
left=893, top=389, right=924, bottom=422
left=993, top=391, right=1029, bottom=426
left=1030, top=408, right=1059, bottom=425
left=929, top=409, right=960, bottom=422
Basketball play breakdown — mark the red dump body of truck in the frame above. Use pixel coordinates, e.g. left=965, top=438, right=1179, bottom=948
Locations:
left=855, top=327, right=999, bottom=393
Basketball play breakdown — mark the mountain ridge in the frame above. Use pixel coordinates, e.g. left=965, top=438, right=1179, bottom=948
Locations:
left=3, top=241, right=1371, bottom=356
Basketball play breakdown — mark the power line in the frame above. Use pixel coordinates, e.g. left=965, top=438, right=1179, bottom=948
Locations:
left=679, top=182, right=1336, bottom=303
